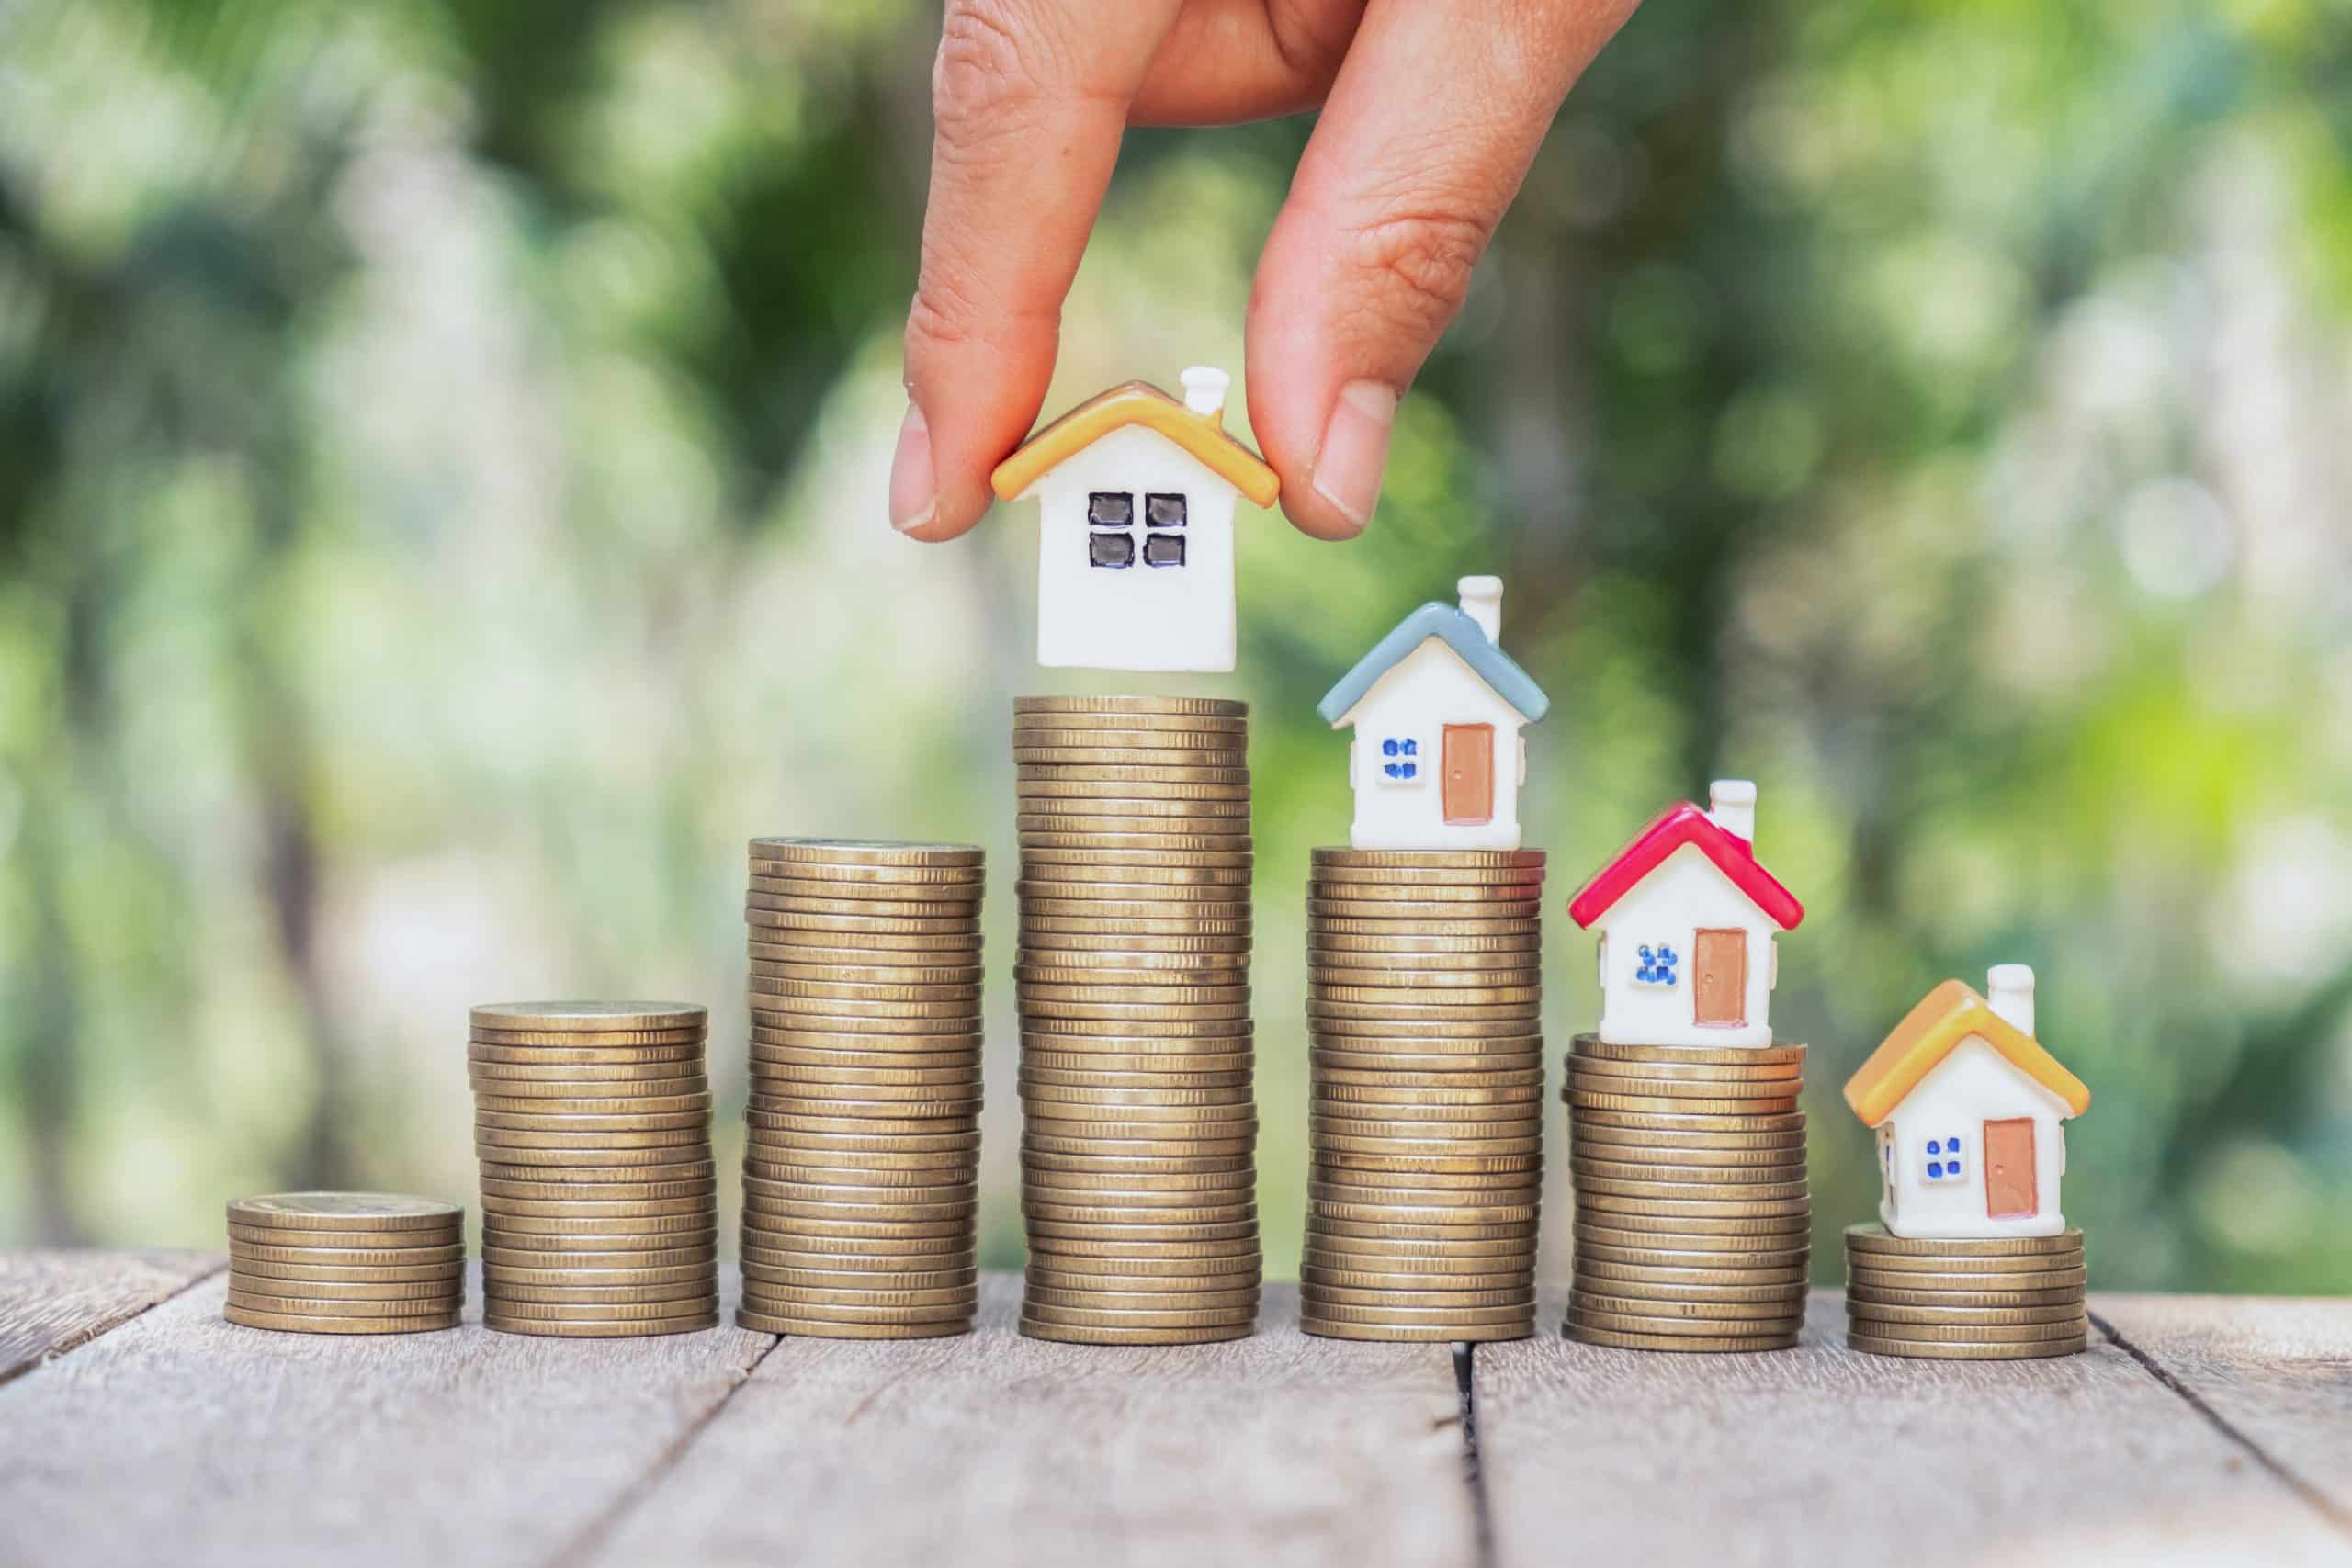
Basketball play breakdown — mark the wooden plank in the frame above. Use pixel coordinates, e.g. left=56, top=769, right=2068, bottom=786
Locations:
left=1476, top=1289, right=2352, bottom=1565
left=579, top=1277, right=1477, bottom=1568
left=0, top=1249, right=221, bottom=1384
left=0, top=1266, right=774, bottom=1568
left=2097, top=1293, right=2352, bottom=1532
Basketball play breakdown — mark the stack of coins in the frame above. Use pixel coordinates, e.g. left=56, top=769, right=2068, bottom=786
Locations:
left=1300, top=848, right=1548, bottom=1343
left=739, top=838, right=985, bottom=1339
left=224, top=1193, right=463, bottom=1334
left=469, top=1001, right=718, bottom=1337
left=1013, top=695, right=1261, bottom=1345
left=1843, top=1224, right=2088, bottom=1359
left=1564, top=1035, right=1811, bottom=1352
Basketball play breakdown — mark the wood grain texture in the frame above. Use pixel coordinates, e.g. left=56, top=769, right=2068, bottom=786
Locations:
left=1476, top=1289, right=2352, bottom=1568
left=0, top=1265, right=774, bottom=1568
left=0, top=1248, right=221, bottom=1384
left=581, top=1276, right=1476, bottom=1568
left=2098, top=1293, right=2352, bottom=1531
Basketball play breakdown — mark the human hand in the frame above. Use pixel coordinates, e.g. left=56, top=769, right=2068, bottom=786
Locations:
left=888, top=0, right=1641, bottom=544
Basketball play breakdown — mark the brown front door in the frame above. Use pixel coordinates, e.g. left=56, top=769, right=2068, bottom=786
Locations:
left=1442, top=725, right=1494, bottom=825
left=1984, top=1119, right=2038, bottom=1219
left=1692, top=930, right=1747, bottom=1026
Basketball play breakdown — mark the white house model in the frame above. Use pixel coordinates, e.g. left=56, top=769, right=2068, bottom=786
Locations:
left=1316, top=578, right=1550, bottom=851
left=989, top=368, right=1280, bottom=673
left=1843, top=966, right=2091, bottom=1239
left=1565, top=781, right=1804, bottom=1048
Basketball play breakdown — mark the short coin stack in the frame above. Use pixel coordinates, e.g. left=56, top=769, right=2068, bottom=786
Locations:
left=1843, top=1223, right=2088, bottom=1359
left=224, top=1193, right=463, bottom=1334
left=469, top=1001, right=718, bottom=1337
left=1564, top=1034, right=1811, bottom=1352
left=1013, top=694, right=1261, bottom=1345
left=1300, top=848, right=1548, bottom=1343
left=739, top=838, right=985, bottom=1339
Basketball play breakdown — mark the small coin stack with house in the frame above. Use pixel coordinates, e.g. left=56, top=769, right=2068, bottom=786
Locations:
left=1839, top=966, right=2094, bottom=1359
left=1012, top=695, right=1261, bottom=1345
left=738, top=838, right=985, bottom=1339
left=469, top=1001, right=719, bottom=1337
left=224, top=1193, right=464, bottom=1334
left=1561, top=784, right=1814, bottom=1352
left=1299, top=849, right=1548, bottom=1342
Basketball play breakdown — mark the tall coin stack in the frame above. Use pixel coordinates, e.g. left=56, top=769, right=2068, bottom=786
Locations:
left=1013, top=694, right=1261, bottom=1345
left=1563, top=1035, right=1810, bottom=1351
left=739, top=838, right=985, bottom=1339
left=1842, top=1224, right=2087, bottom=1359
left=469, top=1001, right=719, bottom=1337
left=1300, top=849, right=1548, bottom=1343
left=225, top=1193, right=463, bottom=1335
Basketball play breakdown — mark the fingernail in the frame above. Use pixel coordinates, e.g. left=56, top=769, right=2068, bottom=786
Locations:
left=888, top=400, right=936, bottom=534
left=1311, top=380, right=1398, bottom=533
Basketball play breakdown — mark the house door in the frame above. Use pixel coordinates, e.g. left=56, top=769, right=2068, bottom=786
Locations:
left=1442, top=725, right=1494, bottom=825
left=1692, top=930, right=1747, bottom=1026
left=1983, top=1119, right=2037, bottom=1219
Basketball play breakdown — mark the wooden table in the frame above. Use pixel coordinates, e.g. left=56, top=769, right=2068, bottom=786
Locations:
left=3, top=1254, right=2347, bottom=1566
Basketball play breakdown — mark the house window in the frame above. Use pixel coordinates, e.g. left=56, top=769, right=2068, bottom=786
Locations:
left=1145, top=493, right=1186, bottom=527
left=1144, top=532, right=1185, bottom=567
left=1089, top=531, right=1135, bottom=568
left=1087, top=491, right=1187, bottom=570
left=1633, top=943, right=1679, bottom=987
left=1922, top=1134, right=1966, bottom=1184
left=1376, top=736, right=1420, bottom=784
left=1145, top=492, right=1185, bottom=567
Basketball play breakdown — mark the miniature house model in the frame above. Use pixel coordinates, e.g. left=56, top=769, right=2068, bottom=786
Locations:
left=989, top=368, right=1280, bottom=673
left=1843, top=965, right=2090, bottom=1239
left=1317, top=578, right=1550, bottom=851
left=1565, top=782, right=1804, bottom=1048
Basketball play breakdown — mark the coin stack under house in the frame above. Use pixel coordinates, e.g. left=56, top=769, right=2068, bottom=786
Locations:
left=469, top=1002, right=719, bottom=1337
left=1563, top=1035, right=1812, bottom=1351
left=224, top=1193, right=464, bottom=1334
left=1300, top=849, right=1548, bottom=1342
left=738, top=838, right=986, bottom=1339
left=1842, top=1223, right=2088, bottom=1359
left=1013, top=695, right=1261, bottom=1345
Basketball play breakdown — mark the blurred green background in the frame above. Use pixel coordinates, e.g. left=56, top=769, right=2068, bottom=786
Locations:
left=3, top=0, right=2348, bottom=1292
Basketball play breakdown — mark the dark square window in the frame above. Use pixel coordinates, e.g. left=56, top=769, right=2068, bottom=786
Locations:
left=1145, top=492, right=1187, bottom=527
left=1143, top=532, right=1186, bottom=568
left=1088, top=492, right=1133, bottom=527
left=1090, top=531, right=1135, bottom=569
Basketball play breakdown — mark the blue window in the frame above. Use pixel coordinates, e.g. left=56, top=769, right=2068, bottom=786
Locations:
left=1634, top=943, right=1679, bottom=987
left=1923, top=1134, right=1966, bottom=1184
left=1376, top=738, right=1419, bottom=783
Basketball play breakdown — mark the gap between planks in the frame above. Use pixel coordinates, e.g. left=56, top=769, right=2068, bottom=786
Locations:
left=2090, top=1307, right=2352, bottom=1540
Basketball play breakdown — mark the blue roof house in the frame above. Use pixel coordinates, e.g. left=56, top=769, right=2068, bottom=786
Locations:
left=1317, top=577, right=1551, bottom=851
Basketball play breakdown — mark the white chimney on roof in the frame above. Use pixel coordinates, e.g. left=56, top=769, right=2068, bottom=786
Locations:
left=1457, top=576, right=1503, bottom=643
left=1708, top=779, right=1757, bottom=842
left=1180, top=367, right=1229, bottom=426
left=1986, top=964, right=2037, bottom=1039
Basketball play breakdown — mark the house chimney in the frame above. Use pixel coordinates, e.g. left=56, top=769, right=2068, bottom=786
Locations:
left=1708, top=779, right=1758, bottom=842
left=1180, top=367, right=1229, bottom=426
left=1457, top=576, right=1503, bottom=643
left=1986, top=964, right=2037, bottom=1038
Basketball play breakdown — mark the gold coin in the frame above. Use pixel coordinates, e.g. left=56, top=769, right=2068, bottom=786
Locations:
left=735, top=1294, right=973, bottom=1326
left=1842, top=1280, right=2086, bottom=1309
left=1023, top=1153, right=1251, bottom=1181
left=1026, top=1216, right=1259, bottom=1245
left=1847, top=1331, right=2086, bottom=1360
left=1566, top=1304, right=1805, bottom=1339
left=1574, top=1235, right=1811, bottom=1269
left=1841, top=1247, right=2084, bottom=1276
left=1019, top=1131, right=1255, bottom=1158
left=1016, top=783, right=1254, bottom=808
left=228, top=1193, right=461, bottom=1232
left=227, top=1272, right=460, bottom=1303
left=1577, top=1190, right=1811, bottom=1220
left=1568, top=1121, right=1806, bottom=1154
left=1314, top=1030, right=1544, bottom=1054
left=745, top=873, right=983, bottom=902
left=742, top=1283, right=981, bottom=1314
left=1016, top=759, right=1251, bottom=786
left=745, top=1175, right=978, bottom=1207
left=1575, top=1254, right=1810, bottom=1286
left=1303, top=1300, right=1532, bottom=1328
left=225, top=1304, right=459, bottom=1335
left=735, top=1309, right=969, bottom=1339
left=480, top=1177, right=715, bottom=1203
left=1318, top=1062, right=1544, bottom=1088
left=485, top=1312, right=718, bottom=1337
left=1020, top=976, right=1250, bottom=1002
left=749, top=1024, right=983, bottom=1051
left=1572, top=1173, right=1811, bottom=1204
left=1571, top=1104, right=1806, bottom=1128
left=743, top=1211, right=973, bottom=1240
left=1313, top=1052, right=1543, bottom=1080
left=1568, top=1208, right=1808, bottom=1239
left=1567, top=1056, right=1802, bottom=1087
left=1313, top=1084, right=1543, bottom=1110
left=482, top=1259, right=716, bottom=1288
left=471, top=1001, right=707, bottom=1033
left=1308, top=865, right=1544, bottom=890
left=752, top=976, right=985, bottom=1004
left=1305, top=1280, right=1532, bottom=1310
left=1021, top=850, right=1252, bottom=875
left=1023, top=1189, right=1255, bottom=1218
left=1013, top=745, right=1250, bottom=770
left=477, top=1156, right=715, bottom=1183
left=747, top=890, right=980, bottom=921
left=1569, top=1289, right=1807, bottom=1323
left=482, top=1242, right=717, bottom=1269
left=1021, top=1055, right=1254, bottom=1082
left=1312, top=1113, right=1542, bottom=1144
left=469, top=1028, right=705, bottom=1049
left=744, top=857, right=984, bottom=886
left=1023, top=1020, right=1254, bottom=1044
left=1842, top=1223, right=2085, bottom=1257
left=1568, top=1033, right=1806, bottom=1066
left=741, top=1226, right=974, bottom=1258
left=1308, top=898, right=1543, bottom=923
left=479, top=1193, right=715, bottom=1221
left=747, top=991, right=982, bottom=1021
left=1304, top=1228, right=1532, bottom=1258
left=1563, top=1322, right=1799, bottom=1353
left=1567, top=1134, right=1804, bottom=1167
left=225, top=1289, right=456, bottom=1318
left=1314, top=1133, right=1543, bottom=1161
left=1014, top=694, right=1247, bottom=718
left=1308, top=930, right=1543, bottom=954
left=752, top=1121, right=979, bottom=1150
left=744, top=1152, right=976, bottom=1185
left=750, top=1074, right=985, bottom=1103
left=1844, top=1299, right=2091, bottom=1327
left=750, top=1043, right=980, bottom=1071
left=1299, top=1316, right=1531, bottom=1344
left=1308, top=1186, right=1539, bottom=1219
left=1570, top=1273, right=1808, bottom=1306
left=1022, top=1070, right=1253, bottom=1098
left=1019, top=998, right=1250, bottom=1023
left=1566, top=1071, right=1801, bottom=1103
left=1023, top=1283, right=1262, bottom=1315
left=1020, top=888, right=1252, bottom=916
left=1308, top=1017, right=1537, bottom=1042
left=474, top=1091, right=714, bottom=1117
left=1316, top=1147, right=1543, bottom=1178
left=1018, top=830, right=1255, bottom=855
left=1566, top=1089, right=1802, bottom=1116
left=752, top=956, right=987, bottom=985
left=1309, top=971, right=1544, bottom=996
left=748, top=838, right=983, bottom=867
left=1019, top=1079, right=1252, bottom=1106
left=1019, top=1300, right=1260, bottom=1331
left=1308, top=1216, right=1538, bottom=1245
left=743, top=1258, right=975, bottom=1287
left=748, top=933, right=985, bottom=959
left=226, top=1240, right=462, bottom=1270
left=1297, top=1259, right=1532, bottom=1290
left=473, top=1109, right=709, bottom=1135
left=473, top=1125, right=708, bottom=1151
left=225, top=1227, right=460, bottom=1257
left=230, top=1257, right=466, bottom=1284
left=750, top=1113, right=983, bottom=1141
left=469, top=1059, right=709, bottom=1084
left=1569, top=1151, right=1807, bottom=1181
left=747, top=908, right=983, bottom=935
left=1013, top=793, right=1250, bottom=819
left=1311, top=848, right=1546, bottom=870
left=482, top=1211, right=712, bottom=1239
left=1851, top=1314, right=2089, bottom=1344
left=752, top=1061, right=984, bottom=1089
left=1311, top=1166, right=1538, bottom=1196
left=484, top=1276, right=717, bottom=1305
left=1011, top=723, right=1245, bottom=748
left=1311, top=918, right=1543, bottom=942
left=486, top=1292, right=726, bottom=1321
left=1018, top=1316, right=1255, bottom=1345
left=468, top=1044, right=704, bottom=1071
left=1846, top=1263, right=2086, bottom=1292
left=1021, top=919, right=1255, bottom=942
left=1015, top=946, right=1250, bottom=973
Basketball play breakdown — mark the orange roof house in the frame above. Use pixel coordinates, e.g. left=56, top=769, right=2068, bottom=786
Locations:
left=989, top=369, right=1278, bottom=675
left=1845, top=965, right=2089, bottom=1238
